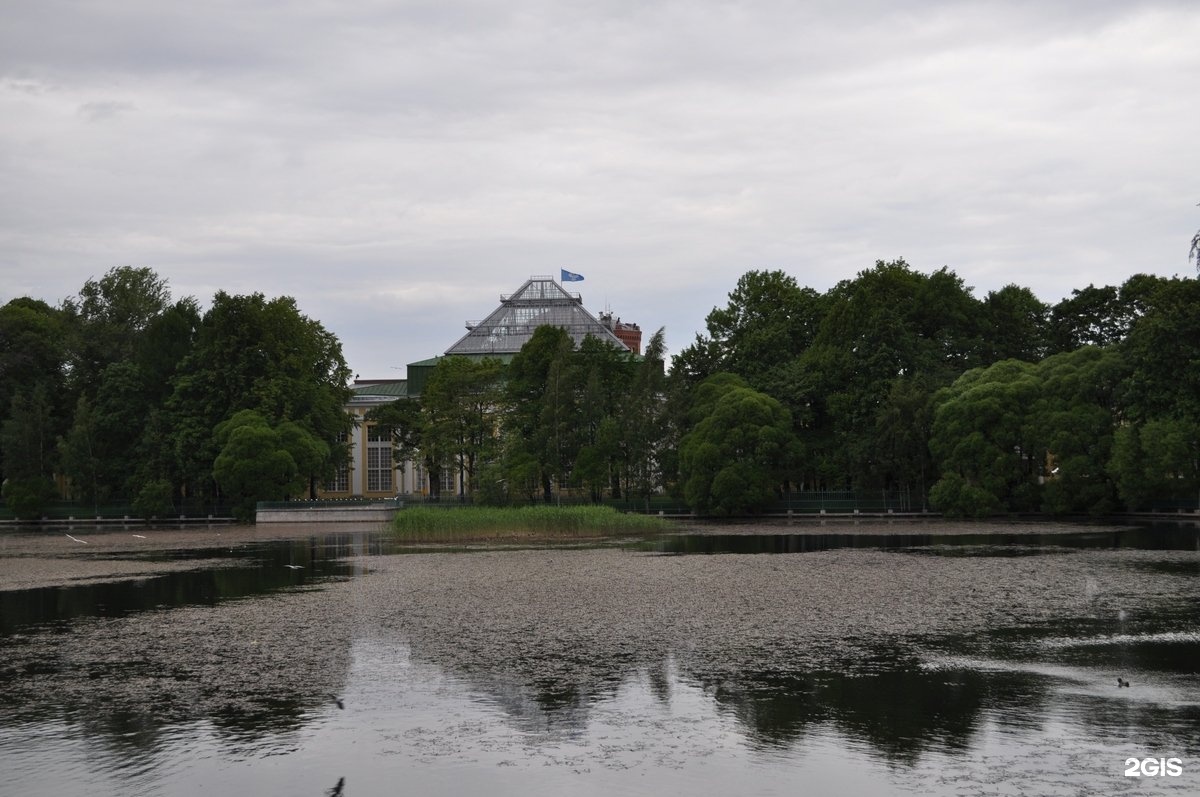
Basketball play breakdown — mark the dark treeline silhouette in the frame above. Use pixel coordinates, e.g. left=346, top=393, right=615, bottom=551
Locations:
left=4, top=261, right=1197, bottom=518
left=0, top=267, right=352, bottom=520
left=671, top=261, right=1200, bottom=516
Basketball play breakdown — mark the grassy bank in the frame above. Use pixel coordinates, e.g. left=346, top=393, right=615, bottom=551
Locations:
left=390, top=505, right=669, bottom=540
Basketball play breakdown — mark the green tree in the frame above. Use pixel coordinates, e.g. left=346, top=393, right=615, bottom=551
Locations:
left=58, top=361, right=152, bottom=503
left=277, top=420, right=331, bottom=498
left=1110, top=418, right=1200, bottom=511
left=1028, top=347, right=1127, bottom=515
left=503, top=326, right=577, bottom=503
left=574, top=435, right=612, bottom=502
left=65, top=266, right=172, bottom=394
left=873, top=376, right=937, bottom=509
left=1137, top=418, right=1200, bottom=509
left=981, top=284, right=1049, bottom=363
left=59, top=395, right=103, bottom=511
left=421, top=356, right=504, bottom=497
left=1121, top=277, right=1200, bottom=423
left=11, top=274, right=199, bottom=507
left=1095, top=276, right=1200, bottom=511
left=669, top=333, right=723, bottom=391
left=0, top=298, right=69, bottom=411
left=0, top=298, right=70, bottom=482
left=1, top=476, right=58, bottom=519
left=136, top=297, right=200, bottom=404
left=129, top=409, right=185, bottom=509
left=1, top=384, right=61, bottom=518
left=791, top=260, right=984, bottom=490
left=1047, top=284, right=1127, bottom=352
left=621, top=328, right=670, bottom=507
left=928, top=360, right=1041, bottom=516
left=366, top=397, right=423, bottom=468
left=568, top=333, right=642, bottom=500
left=679, top=374, right=795, bottom=515
left=701, top=270, right=824, bottom=389
left=1109, top=424, right=1151, bottom=511
left=212, top=410, right=301, bottom=521
left=539, top=336, right=580, bottom=501
left=132, top=478, right=175, bottom=519
left=169, top=292, right=352, bottom=505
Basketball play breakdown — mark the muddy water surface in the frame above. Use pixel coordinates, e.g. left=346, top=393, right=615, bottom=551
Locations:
left=1, top=520, right=1198, bottom=796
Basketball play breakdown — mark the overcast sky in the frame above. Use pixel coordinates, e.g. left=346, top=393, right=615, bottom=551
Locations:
left=2, top=0, right=1198, bottom=377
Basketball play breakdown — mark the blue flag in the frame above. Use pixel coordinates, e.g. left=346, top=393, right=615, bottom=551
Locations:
left=561, top=269, right=584, bottom=282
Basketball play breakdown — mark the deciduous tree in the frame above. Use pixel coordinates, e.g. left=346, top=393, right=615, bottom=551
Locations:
left=170, top=291, right=352, bottom=504
left=1028, top=347, right=1127, bottom=515
left=0, top=298, right=70, bottom=483
left=212, top=410, right=301, bottom=521
left=679, top=374, right=795, bottom=515
left=1, top=384, right=60, bottom=518
left=421, top=356, right=504, bottom=497
left=928, top=360, right=1041, bottom=516
left=503, top=326, right=577, bottom=503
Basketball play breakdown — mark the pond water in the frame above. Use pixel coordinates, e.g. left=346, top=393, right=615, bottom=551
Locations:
left=1, top=520, right=1198, bottom=795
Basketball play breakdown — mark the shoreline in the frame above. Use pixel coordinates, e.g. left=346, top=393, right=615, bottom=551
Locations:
left=0, top=524, right=377, bottom=592
left=0, top=517, right=1162, bottom=593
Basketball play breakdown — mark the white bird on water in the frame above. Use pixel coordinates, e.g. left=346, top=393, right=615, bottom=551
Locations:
left=65, top=534, right=88, bottom=544
left=132, top=534, right=147, bottom=539
left=284, top=564, right=304, bottom=570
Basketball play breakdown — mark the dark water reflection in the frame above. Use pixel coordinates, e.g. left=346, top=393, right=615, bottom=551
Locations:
left=1, top=521, right=1198, bottom=795
left=707, top=667, right=1002, bottom=760
left=0, top=538, right=361, bottom=634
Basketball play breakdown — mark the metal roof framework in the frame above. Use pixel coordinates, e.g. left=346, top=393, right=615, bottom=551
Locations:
left=444, top=275, right=630, bottom=355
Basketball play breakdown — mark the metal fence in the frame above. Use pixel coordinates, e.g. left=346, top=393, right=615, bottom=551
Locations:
left=0, top=501, right=236, bottom=522
left=256, top=497, right=404, bottom=510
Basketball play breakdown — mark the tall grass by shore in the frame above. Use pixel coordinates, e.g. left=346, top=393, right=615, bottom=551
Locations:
left=390, top=505, right=669, bottom=540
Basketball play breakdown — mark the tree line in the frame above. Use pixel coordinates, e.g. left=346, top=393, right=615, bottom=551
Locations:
left=367, top=326, right=669, bottom=508
left=1, top=267, right=352, bottom=520
left=4, top=261, right=1198, bottom=520
left=360, top=258, right=1198, bottom=516
left=671, top=261, right=1200, bottom=515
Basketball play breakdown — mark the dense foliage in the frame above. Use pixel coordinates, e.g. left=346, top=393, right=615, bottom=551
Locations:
left=361, top=259, right=1197, bottom=517
left=674, top=262, right=1199, bottom=515
left=1, top=267, right=351, bottom=519
left=4, top=260, right=1198, bottom=520
left=368, top=326, right=670, bottom=508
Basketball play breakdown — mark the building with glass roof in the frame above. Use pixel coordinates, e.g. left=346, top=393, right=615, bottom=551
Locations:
left=322, top=275, right=641, bottom=498
left=447, top=275, right=631, bottom=355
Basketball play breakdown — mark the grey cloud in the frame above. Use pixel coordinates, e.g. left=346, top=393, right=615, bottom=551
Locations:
left=78, top=101, right=135, bottom=121
left=1, top=0, right=1198, bottom=374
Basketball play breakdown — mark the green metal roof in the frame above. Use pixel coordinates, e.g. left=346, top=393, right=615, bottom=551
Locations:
left=351, top=380, right=408, bottom=398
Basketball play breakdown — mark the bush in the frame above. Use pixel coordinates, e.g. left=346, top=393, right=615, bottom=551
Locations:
left=929, top=472, right=1001, bottom=518
left=1, top=476, right=57, bottom=519
left=132, top=478, right=175, bottom=519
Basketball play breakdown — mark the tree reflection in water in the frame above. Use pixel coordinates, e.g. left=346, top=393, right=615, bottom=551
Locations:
left=1, top=524, right=1198, bottom=795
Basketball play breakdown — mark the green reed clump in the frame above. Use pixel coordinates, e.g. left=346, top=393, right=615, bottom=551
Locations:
left=390, top=505, right=668, bottom=539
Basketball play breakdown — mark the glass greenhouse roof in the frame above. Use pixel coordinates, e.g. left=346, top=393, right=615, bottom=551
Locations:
left=444, top=276, right=630, bottom=355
